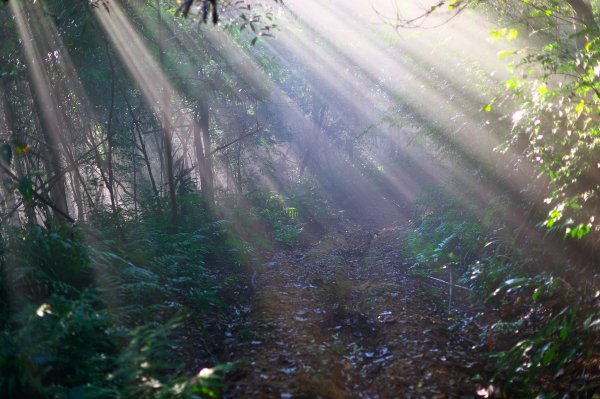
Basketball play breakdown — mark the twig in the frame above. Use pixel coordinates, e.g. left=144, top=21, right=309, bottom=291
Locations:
left=0, top=160, right=75, bottom=223
left=211, top=124, right=262, bottom=154
left=422, top=275, right=472, bottom=291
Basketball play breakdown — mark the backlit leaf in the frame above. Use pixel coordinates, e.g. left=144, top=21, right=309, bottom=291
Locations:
left=1, top=143, right=12, bottom=166
left=18, top=176, right=33, bottom=201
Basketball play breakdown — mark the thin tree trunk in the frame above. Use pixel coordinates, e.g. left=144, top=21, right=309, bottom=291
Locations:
left=104, top=38, right=118, bottom=215
left=132, top=126, right=138, bottom=219
left=194, top=109, right=207, bottom=193
left=235, top=144, right=242, bottom=193
left=567, top=0, right=597, bottom=31
left=69, top=171, right=85, bottom=221
left=123, top=94, right=161, bottom=209
left=12, top=0, right=71, bottom=222
left=0, top=78, right=33, bottom=225
left=157, top=0, right=178, bottom=220
left=300, top=104, right=327, bottom=177
left=195, top=99, right=214, bottom=207
left=27, top=95, right=69, bottom=221
left=566, top=0, right=597, bottom=49
left=25, top=72, right=70, bottom=222
left=86, top=127, right=114, bottom=207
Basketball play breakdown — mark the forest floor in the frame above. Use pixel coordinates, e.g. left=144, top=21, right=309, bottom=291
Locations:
left=222, top=225, right=495, bottom=398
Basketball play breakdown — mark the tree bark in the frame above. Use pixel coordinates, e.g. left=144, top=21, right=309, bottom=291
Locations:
left=123, top=93, right=161, bottom=209
left=566, top=0, right=597, bottom=31
left=25, top=68, right=70, bottom=222
left=157, top=0, right=178, bottom=220
left=12, top=0, right=70, bottom=222
left=104, top=38, right=118, bottom=215
left=194, top=99, right=214, bottom=207
left=0, top=77, right=34, bottom=225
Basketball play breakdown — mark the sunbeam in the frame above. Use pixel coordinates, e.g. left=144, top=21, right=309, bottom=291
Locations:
left=1, top=0, right=598, bottom=397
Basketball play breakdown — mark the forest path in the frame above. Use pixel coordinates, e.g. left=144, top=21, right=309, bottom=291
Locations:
left=223, top=226, right=488, bottom=398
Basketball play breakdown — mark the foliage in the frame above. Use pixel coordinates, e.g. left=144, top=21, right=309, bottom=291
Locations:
left=173, top=0, right=282, bottom=42
left=403, top=184, right=599, bottom=396
left=404, top=185, right=486, bottom=278
left=480, top=1, right=600, bottom=241
left=390, top=2, right=600, bottom=391
left=225, top=189, right=304, bottom=248
left=0, top=200, right=242, bottom=398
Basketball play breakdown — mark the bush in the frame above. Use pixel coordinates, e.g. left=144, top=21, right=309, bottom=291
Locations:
left=403, top=183, right=600, bottom=396
left=0, top=199, right=241, bottom=398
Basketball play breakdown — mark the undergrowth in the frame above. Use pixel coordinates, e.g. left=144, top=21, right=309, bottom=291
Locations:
left=0, top=176, right=328, bottom=399
left=0, top=194, right=242, bottom=398
left=403, top=182, right=600, bottom=397
left=223, top=180, right=336, bottom=250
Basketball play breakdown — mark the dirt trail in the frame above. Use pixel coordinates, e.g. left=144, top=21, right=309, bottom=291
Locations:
left=223, top=226, right=489, bottom=398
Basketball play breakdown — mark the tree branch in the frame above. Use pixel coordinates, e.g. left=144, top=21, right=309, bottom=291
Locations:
left=211, top=124, right=263, bottom=154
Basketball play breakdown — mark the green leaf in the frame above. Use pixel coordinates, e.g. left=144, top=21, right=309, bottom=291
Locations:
left=559, top=321, right=571, bottom=341
left=14, top=142, right=29, bottom=156
left=18, top=176, right=33, bottom=201
left=447, top=0, right=461, bottom=10
left=505, top=77, right=520, bottom=91
left=489, top=28, right=507, bottom=41
left=569, top=223, right=590, bottom=239
left=532, top=287, right=541, bottom=302
left=1, top=143, right=12, bottom=166
left=575, top=100, right=585, bottom=117
left=542, top=343, right=556, bottom=366
left=497, top=50, right=516, bottom=60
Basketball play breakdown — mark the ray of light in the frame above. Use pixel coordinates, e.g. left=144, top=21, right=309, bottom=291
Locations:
left=10, top=0, right=135, bottom=218
left=8, top=0, right=134, bottom=309
left=92, top=0, right=219, bottom=198
left=10, top=0, right=74, bottom=218
left=115, top=0, right=446, bottom=222
left=91, top=0, right=549, bottom=234
left=271, top=0, right=542, bottom=227
left=191, top=25, right=409, bottom=222
left=254, top=7, right=476, bottom=208
left=93, top=3, right=172, bottom=114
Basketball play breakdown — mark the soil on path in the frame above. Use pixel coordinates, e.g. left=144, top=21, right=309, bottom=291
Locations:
left=223, top=226, right=490, bottom=399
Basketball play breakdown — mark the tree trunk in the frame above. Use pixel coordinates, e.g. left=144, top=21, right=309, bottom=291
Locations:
left=235, top=143, right=243, bottom=194
left=132, top=125, right=138, bottom=219
left=87, top=127, right=115, bottom=211
left=0, top=77, right=34, bottom=225
left=566, top=0, right=598, bottom=48
left=157, top=0, right=178, bottom=220
left=123, top=94, right=161, bottom=209
left=104, top=38, right=118, bottom=215
left=194, top=99, right=214, bottom=207
left=25, top=66, right=70, bottom=222
left=567, top=0, right=597, bottom=31
left=13, top=0, right=70, bottom=222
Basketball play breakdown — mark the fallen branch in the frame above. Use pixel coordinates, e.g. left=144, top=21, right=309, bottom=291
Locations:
left=422, top=275, right=472, bottom=291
